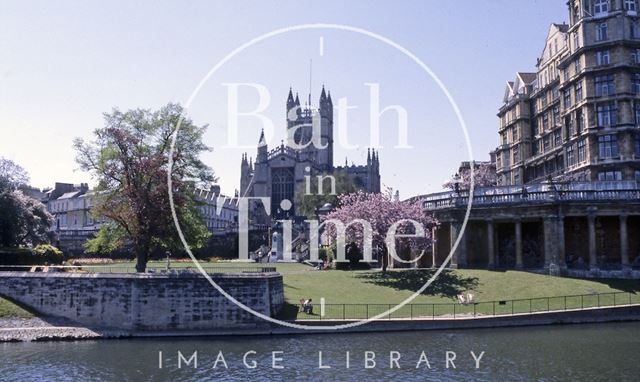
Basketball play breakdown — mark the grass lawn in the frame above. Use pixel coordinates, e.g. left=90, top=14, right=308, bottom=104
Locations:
left=1, top=261, right=639, bottom=320
left=0, top=298, right=34, bottom=319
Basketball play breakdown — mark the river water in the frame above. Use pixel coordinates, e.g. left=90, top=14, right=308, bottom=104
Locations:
left=1, top=322, right=639, bottom=381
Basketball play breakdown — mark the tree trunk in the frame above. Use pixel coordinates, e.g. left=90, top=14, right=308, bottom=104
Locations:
left=135, top=240, right=149, bottom=273
left=135, top=253, right=148, bottom=273
left=381, top=247, right=388, bottom=273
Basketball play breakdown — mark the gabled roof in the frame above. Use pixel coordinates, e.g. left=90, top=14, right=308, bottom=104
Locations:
left=57, top=191, right=81, bottom=200
left=517, top=72, right=537, bottom=84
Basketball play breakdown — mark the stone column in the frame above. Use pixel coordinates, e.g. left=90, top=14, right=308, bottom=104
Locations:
left=449, top=222, right=467, bottom=269
left=620, top=214, right=630, bottom=273
left=543, top=217, right=556, bottom=269
left=487, top=219, right=495, bottom=269
left=515, top=219, right=523, bottom=269
left=588, top=213, right=598, bottom=271
left=431, top=226, right=438, bottom=268
left=556, top=215, right=566, bottom=272
left=449, top=222, right=458, bottom=269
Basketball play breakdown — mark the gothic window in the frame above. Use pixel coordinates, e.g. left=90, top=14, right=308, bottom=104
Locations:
left=576, top=108, right=584, bottom=133
left=598, top=170, right=622, bottom=180
left=594, top=0, right=609, bottom=16
left=567, top=145, right=576, bottom=167
left=597, top=103, right=617, bottom=126
left=578, top=139, right=587, bottom=163
left=595, top=75, right=614, bottom=96
left=596, top=22, right=608, bottom=41
left=564, top=90, right=572, bottom=108
left=632, top=73, right=640, bottom=93
left=543, top=135, right=551, bottom=152
left=575, top=81, right=583, bottom=101
left=596, top=50, right=610, bottom=66
left=554, top=129, right=562, bottom=146
left=598, top=134, right=619, bottom=158
left=271, top=168, right=294, bottom=218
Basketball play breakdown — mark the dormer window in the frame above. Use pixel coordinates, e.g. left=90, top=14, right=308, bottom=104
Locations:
left=594, top=0, right=609, bottom=16
left=625, top=0, right=637, bottom=13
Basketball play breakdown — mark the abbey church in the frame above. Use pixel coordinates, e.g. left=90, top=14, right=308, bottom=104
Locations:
left=239, top=86, right=381, bottom=221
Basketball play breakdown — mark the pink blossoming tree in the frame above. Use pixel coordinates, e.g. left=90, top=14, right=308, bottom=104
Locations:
left=323, top=189, right=437, bottom=271
left=443, top=162, right=497, bottom=191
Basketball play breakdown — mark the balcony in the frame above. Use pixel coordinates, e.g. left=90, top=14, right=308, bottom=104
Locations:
left=418, top=181, right=640, bottom=211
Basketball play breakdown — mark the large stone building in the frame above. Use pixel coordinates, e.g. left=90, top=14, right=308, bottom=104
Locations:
left=420, top=0, right=640, bottom=279
left=240, top=87, right=381, bottom=222
left=497, top=0, right=640, bottom=185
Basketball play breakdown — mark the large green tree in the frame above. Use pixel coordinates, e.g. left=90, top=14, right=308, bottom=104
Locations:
left=74, top=104, right=214, bottom=272
left=0, top=159, right=52, bottom=247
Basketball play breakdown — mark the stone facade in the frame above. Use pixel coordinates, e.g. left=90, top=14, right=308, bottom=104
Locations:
left=496, top=0, right=640, bottom=186
left=0, top=271, right=284, bottom=331
left=240, top=87, right=381, bottom=223
left=420, top=182, right=640, bottom=278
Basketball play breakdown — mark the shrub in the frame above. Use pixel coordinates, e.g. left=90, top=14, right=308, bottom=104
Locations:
left=0, top=248, right=33, bottom=265
left=32, top=244, right=64, bottom=265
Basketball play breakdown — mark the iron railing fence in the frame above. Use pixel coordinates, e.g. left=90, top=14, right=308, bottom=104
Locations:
left=296, top=291, right=640, bottom=320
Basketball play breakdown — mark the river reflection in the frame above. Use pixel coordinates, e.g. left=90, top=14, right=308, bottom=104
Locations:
left=1, top=322, right=639, bottom=381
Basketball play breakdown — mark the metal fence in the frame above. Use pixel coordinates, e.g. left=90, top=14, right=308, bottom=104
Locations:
left=296, top=291, right=640, bottom=320
left=0, top=265, right=278, bottom=274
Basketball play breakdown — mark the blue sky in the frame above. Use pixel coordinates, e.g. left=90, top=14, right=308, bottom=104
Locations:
left=0, top=0, right=566, bottom=197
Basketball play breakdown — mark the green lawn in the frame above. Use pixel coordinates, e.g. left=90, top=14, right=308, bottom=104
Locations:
left=0, top=298, right=35, bottom=318
left=2, top=261, right=639, bottom=320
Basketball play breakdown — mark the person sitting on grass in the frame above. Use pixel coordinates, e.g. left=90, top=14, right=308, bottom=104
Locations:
left=302, top=299, right=314, bottom=314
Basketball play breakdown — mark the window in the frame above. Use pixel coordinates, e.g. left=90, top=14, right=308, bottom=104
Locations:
left=543, top=135, right=551, bottom=151
left=636, top=103, right=640, bottom=125
left=573, top=32, right=580, bottom=51
left=597, top=103, right=617, bottom=126
left=578, top=139, right=587, bottom=163
left=632, top=21, right=640, bottom=39
left=626, top=0, right=637, bottom=12
left=598, top=134, right=619, bottom=158
left=633, top=49, right=640, bottom=64
left=575, top=58, right=581, bottom=73
left=567, top=145, right=576, bottom=167
left=594, top=0, right=609, bottom=15
left=597, top=50, right=610, bottom=65
left=552, top=86, right=560, bottom=100
left=596, top=22, right=608, bottom=41
left=577, top=109, right=584, bottom=132
left=512, top=126, right=519, bottom=141
left=598, top=171, right=622, bottom=181
left=575, top=82, right=583, bottom=101
left=595, top=75, right=614, bottom=96
left=632, top=73, right=640, bottom=93
left=564, top=90, right=572, bottom=108
left=542, top=113, right=549, bottom=130
left=553, top=105, right=560, bottom=125
left=554, top=129, right=562, bottom=146
left=513, top=145, right=520, bottom=163
left=563, top=67, right=570, bottom=81
left=636, top=170, right=640, bottom=181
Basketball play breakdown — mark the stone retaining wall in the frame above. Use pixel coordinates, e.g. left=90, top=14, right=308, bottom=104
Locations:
left=0, top=271, right=284, bottom=331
